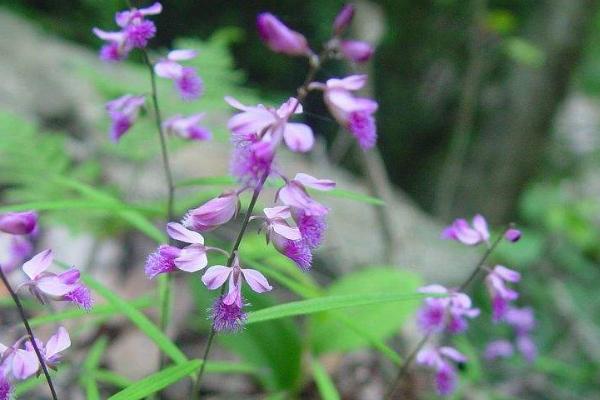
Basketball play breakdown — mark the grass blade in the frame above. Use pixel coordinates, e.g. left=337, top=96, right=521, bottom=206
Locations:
left=311, top=359, right=340, bottom=400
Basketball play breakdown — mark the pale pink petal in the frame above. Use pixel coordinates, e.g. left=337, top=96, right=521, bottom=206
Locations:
left=167, top=222, right=204, bottom=244
left=154, top=60, right=182, bottom=79
left=283, top=123, right=314, bottom=152
left=227, top=108, right=275, bottom=136
left=241, top=268, right=272, bottom=293
left=272, top=222, right=302, bottom=241
left=472, top=214, right=490, bottom=241
left=168, top=49, right=197, bottom=61
left=92, top=28, right=125, bottom=42
left=224, top=96, right=251, bottom=111
left=439, top=347, right=467, bottom=363
left=294, top=173, right=336, bottom=191
left=201, top=266, right=231, bottom=289
left=263, top=206, right=291, bottom=220
left=416, top=348, right=442, bottom=368
left=494, top=265, right=521, bottom=283
left=37, top=276, right=74, bottom=297
left=23, top=249, right=53, bottom=280
left=139, top=2, right=163, bottom=16
left=276, top=97, right=302, bottom=117
left=174, top=245, right=208, bottom=272
left=12, top=350, right=39, bottom=380
left=326, top=75, right=368, bottom=91
left=45, top=327, right=71, bottom=359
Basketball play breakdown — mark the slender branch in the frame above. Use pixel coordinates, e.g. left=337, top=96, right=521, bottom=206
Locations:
left=385, top=231, right=504, bottom=399
left=0, top=265, right=58, bottom=400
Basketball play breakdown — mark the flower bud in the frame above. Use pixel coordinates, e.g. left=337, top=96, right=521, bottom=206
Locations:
left=0, top=211, right=38, bottom=235
left=333, top=4, right=355, bottom=35
left=504, top=228, right=522, bottom=243
left=183, top=193, right=239, bottom=232
left=340, top=40, right=374, bottom=63
left=257, top=13, right=310, bottom=56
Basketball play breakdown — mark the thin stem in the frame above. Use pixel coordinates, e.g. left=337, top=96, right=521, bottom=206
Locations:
left=384, top=231, right=505, bottom=399
left=141, top=49, right=176, bottom=376
left=0, top=265, right=58, bottom=400
left=192, top=174, right=267, bottom=398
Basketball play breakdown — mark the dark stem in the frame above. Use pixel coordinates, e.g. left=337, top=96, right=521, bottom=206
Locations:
left=192, top=174, right=267, bottom=398
left=141, top=49, right=176, bottom=377
left=0, top=265, right=58, bottom=400
left=384, top=231, right=504, bottom=399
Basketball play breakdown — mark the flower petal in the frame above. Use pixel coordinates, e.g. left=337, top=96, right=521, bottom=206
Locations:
left=241, top=268, right=273, bottom=293
left=37, top=276, right=74, bottom=297
left=167, top=222, right=204, bottom=244
left=174, top=245, right=208, bottom=272
left=202, top=266, right=231, bottom=290
left=45, top=326, right=71, bottom=359
left=12, top=349, right=39, bottom=380
left=283, top=123, right=314, bottom=152
left=168, top=49, right=197, bottom=61
left=272, top=222, right=302, bottom=241
left=22, top=249, right=53, bottom=280
left=294, top=173, right=336, bottom=191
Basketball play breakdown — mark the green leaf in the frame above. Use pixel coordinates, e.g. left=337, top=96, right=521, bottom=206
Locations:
left=77, top=270, right=188, bottom=365
left=94, top=369, right=134, bottom=389
left=28, top=296, right=153, bottom=328
left=310, top=267, right=422, bottom=355
left=108, top=360, right=201, bottom=400
left=311, top=359, right=341, bottom=400
left=312, top=187, right=385, bottom=206
left=82, top=337, right=109, bottom=400
left=247, top=291, right=426, bottom=325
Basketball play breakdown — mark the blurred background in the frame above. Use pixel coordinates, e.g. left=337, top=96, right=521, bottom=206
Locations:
left=1, top=0, right=600, bottom=398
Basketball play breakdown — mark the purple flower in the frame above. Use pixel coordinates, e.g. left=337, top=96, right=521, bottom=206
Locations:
left=339, top=40, right=374, bottom=63
left=416, top=285, right=480, bottom=334
left=416, top=346, right=466, bottom=397
left=163, top=113, right=212, bottom=141
left=333, top=4, right=355, bottom=35
left=115, top=2, right=162, bottom=48
left=277, top=173, right=335, bottom=216
left=441, top=214, right=490, bottom=246
left=292, top=209, right=326, bottom=249
left=504, top=228, right=522, bottom=243
left=145, top=223, right=210, bottom=279
left=202, top=255, right=272, bottom=331
left=154, top=50, right=203, bottom=101
left=20, top=250, right=92, bottom=310
left=257, top=13, right=311, bottom=56
left=183, top=193, right=239, bottom=232
left=484, top=340, right=514, bottom=361
left=319, top=75, right=378, bottom=150
left=0, top=375, right=10, bottom=400
left=261, top=206, right=302, bottom=243
left=485, top=265, right=521, bottom=322
left=505, top=306, right=535, bottom=334
left=0, top=234, right=32, bottom=274
left=92, top=28, right=132, bottom=62
left=516, top=334, right=537, bottom=363
left=105, top=95, right=145, bottom=142
left=0, top=211, right=38, bottom=235
left=0, top=326, right=70, bottom=380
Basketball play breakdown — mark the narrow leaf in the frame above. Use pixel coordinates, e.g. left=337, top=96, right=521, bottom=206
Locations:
left=311, top=359, right=340, bottom=400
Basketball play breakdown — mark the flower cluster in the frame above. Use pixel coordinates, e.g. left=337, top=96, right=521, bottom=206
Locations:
left=93, top=2, right=208, bottom=141
left=144, top=4, right=380, bottom=332
left=0, top=212, right=91, bottom=397
left=414, top=215, right=533, bottom=396
left=257, top=7, right=379, bottom=150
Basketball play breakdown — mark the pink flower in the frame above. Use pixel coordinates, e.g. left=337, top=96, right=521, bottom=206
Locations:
left=320, top=75, right=378, bottom=150
left=416, top=346, right=467, bottom=396
left=485, top=265, right=521, bottom=322
left=339, top=40, right=374, bottom=63
left=92, top=28, right=132, bottom=62
left=20, top=250, right=92, bottom=310
left=333, top=4, right=355, bottom=35
left=183, top=193, right=239, bottom=232
left=105, top=94, right=145, bottom=142
left=202, top=255, right=272, bottom=331
left=257, top=13, right=311, bottom=56
left=277, top=173, right=335, bottom=216
left=0, top=211, right=38, bottom=235
left=416, top=285, right=480, bottom=334
left=441, top=214, right=490, bottom=246
left=0, top=326, right=70, bottom=380
left=155, top=49, right=203, bottom=101
left=145, top=223, right=210, bottom=279
left=163, top=113, right=212, bottom=141
left=115, top=2, right=162, bottom=48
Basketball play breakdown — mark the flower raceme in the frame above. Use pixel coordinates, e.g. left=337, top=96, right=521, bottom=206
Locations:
left=19, top=250, right=92, bottom=310
left=0, top=327, right=70, bottom=381
left=93, top=2, right=162, bottom=62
